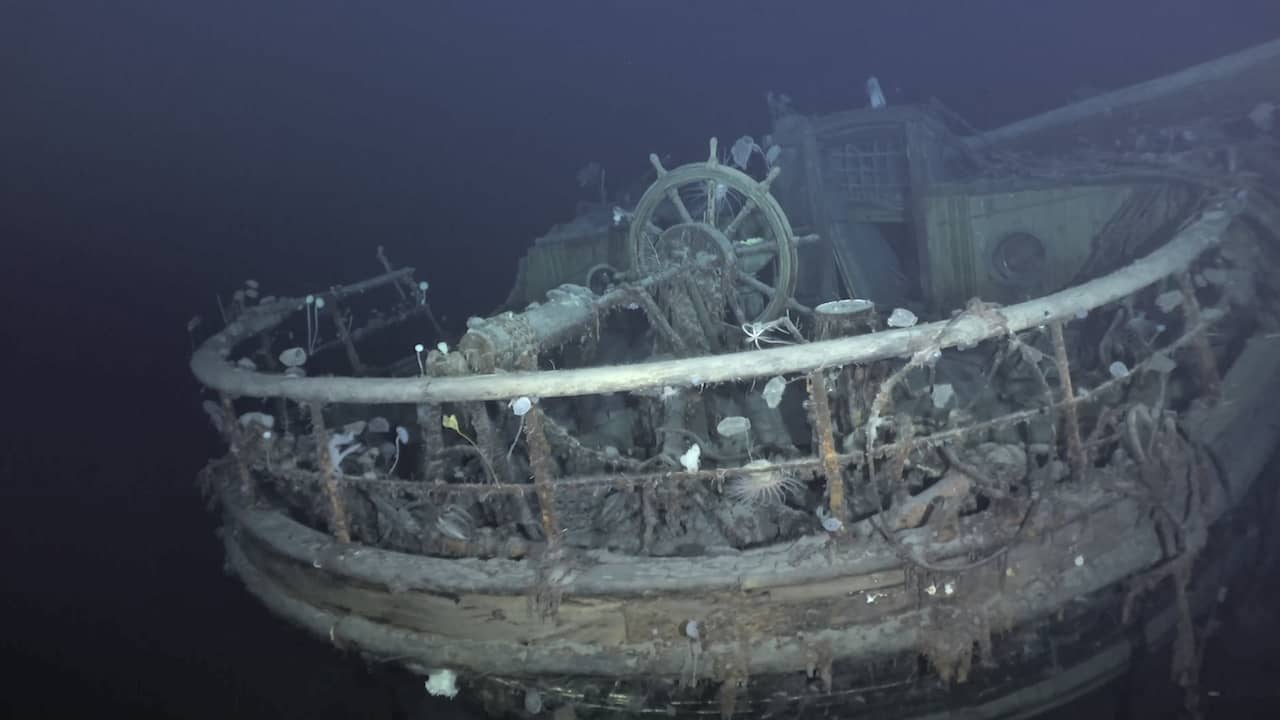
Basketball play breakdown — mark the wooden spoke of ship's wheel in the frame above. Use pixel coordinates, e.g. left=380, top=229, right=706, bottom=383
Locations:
left=737, top=270, right=814, bottom=317
left=628, top=137, right=799, bottom=323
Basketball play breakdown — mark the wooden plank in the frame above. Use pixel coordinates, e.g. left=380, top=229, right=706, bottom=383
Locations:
left=223, top=489, right=1169, bottom=678
left=741, top=568, right=904, bottom=596
left=242, top=536, right=628, bottom=645
left=621, top=569, right=909, bottom=643
left=244, top=525, right=925, bottom=648
left=971, top=38, right=1280, bottom=150
left=1185, top=332, right=1280, bottom=504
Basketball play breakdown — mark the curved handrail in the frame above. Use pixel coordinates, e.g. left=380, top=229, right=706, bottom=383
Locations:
left=191, top=202, right=1237, bottom=404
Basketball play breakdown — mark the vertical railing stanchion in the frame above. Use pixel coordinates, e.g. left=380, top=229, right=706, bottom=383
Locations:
left=524, top=405, right=562, bottom=547
left=1177, top=272, right=1222, bottom=399
left=308, top=403, right=352, bottom=543
left=221, top=394, right=256, bottom=501
left=1049, top=321, right=1086, bottom=483
left=808, top=370, right=847, bottom=526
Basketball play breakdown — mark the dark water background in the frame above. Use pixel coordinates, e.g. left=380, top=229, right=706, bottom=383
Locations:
left=3, top=1, right=1279, bottom=717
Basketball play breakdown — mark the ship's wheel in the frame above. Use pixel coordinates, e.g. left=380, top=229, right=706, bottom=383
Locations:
left=627, top=138, right=799, bottom=326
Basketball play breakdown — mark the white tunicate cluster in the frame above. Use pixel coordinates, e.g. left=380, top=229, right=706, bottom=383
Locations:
left=764, top=143, right=781, bottom=168
left=388, top=425, right=411, bottom=477
left=327, top=431, right=362, bottom=468
left=730, top=135, right=755, bottom=170
left=238, top=412, right=274, bottom=429
left=866, top=76, right=887, bottom=109
left=1108, top=361, right=1130, bottom=378
left=424, top=669, right=458, bottom=698
left=716, top=416, right=751, bottom=438
left=887, top=308, right=918, bottom=328
left=679, top=444, right=701, bottom=472
left=816, top=505, right=843, bottom=533
left=413, top=344, right=427, bottom=376
left=816, top=298, right=874, bottom=316
left=1155, top=290, right=1184, bottom=313
left=930, top=383, right=955, bottom=410
left=278, top=347, right=307, bottom=368
left=762, top=375, right=787, bottom=409
left=510, top=396, right=533, bottom=417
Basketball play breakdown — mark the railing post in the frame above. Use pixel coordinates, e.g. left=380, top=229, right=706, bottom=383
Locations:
left=308, top=403, right=352, bottom=543
left=523, top=406, right=562, bottom=547
left=1177, top=272, right=1221, bottom=399
left=808, top=370, right=847, bottom=525
left=221, top=394, right=256, bottom=501
left=1048, top=321, right=1086, bottom=483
